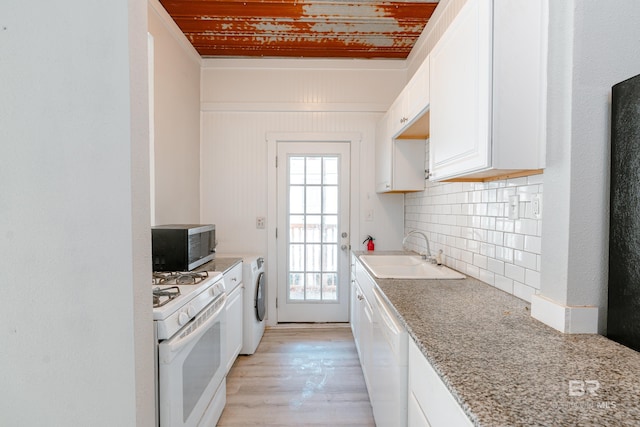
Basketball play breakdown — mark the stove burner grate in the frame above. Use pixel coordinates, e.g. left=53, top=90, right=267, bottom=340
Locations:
left=152, top=270, right=209, bottom=286
left=153, top=286, right=180, bottom=308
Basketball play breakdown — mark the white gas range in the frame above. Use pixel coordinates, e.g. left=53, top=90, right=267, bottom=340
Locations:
left=152, top=270, right=227, bottom=427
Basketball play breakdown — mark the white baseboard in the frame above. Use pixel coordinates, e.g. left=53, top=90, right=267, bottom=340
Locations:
left=531, top=294, right=599, bottom=334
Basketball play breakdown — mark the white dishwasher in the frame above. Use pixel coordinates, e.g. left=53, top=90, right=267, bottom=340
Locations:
left=371, top=286, right=408, bottom=427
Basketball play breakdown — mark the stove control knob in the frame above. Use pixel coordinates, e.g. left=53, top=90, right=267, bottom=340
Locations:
left=178, top=311, right=189, bottom=326
left=187, top=305, right=197, bottom=318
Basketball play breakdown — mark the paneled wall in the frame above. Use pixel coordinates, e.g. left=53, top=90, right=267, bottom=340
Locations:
left=200, top=59, right=408, bottom=255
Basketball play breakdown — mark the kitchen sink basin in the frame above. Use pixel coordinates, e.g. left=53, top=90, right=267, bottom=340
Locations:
left=360, top=255, right=465, bottom=280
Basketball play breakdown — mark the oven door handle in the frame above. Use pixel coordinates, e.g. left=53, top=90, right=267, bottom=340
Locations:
left=162, top=295, right=227, bottom=359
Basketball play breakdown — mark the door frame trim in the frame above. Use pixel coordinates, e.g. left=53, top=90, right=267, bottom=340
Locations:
left=266, top=132, right=361, bottom=325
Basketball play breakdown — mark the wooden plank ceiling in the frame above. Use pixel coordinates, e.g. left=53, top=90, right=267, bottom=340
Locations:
left=159, top=0, right=439, bottom=59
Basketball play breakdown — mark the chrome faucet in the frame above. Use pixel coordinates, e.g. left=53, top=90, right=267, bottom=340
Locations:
left=402, top=230, right=432, bottom=260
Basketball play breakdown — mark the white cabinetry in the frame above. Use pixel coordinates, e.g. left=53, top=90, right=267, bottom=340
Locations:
left=429, top=0, right=547, bottom=181
left=224, top=262, right=243, bottom=374
left=351, top=256, right=408, bottom=427
left=376, top=57, right=430, bottom=193
left=408, top=338, right=473, bottom=427
left=351, top=274, right=373, bottom=391
left=350, top=255, right=374, bottom=402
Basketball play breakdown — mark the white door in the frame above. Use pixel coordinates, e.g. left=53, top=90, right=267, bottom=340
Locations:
left=277, top=142, right=350, bottom=322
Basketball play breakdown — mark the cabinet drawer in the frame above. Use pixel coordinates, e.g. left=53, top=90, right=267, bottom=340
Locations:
left=409, top=339, right=472, bottom=427
left=408, top=391, right=431, bottom=427
left=224, top=262, right=243, bottom=293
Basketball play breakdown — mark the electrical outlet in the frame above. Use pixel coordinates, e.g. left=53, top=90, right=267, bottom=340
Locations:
left=508, top=195, right=520, bottom=220
left=256, top=217, right=265, bottom=229
left=532, top=194, right=542, bottom=219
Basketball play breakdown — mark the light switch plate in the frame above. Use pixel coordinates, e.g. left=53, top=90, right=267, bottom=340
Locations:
left=256, top=217, right=266, bottom=229
left=508, top=195, right=520, bottom=220
left=365, top=209, right=374, bottom=221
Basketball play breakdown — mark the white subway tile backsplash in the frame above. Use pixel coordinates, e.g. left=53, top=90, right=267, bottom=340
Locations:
left=506, top=177, right=528, bottom=187
left=405, top=173, right=543, bottom=303
left=496, top=246, right=514, bottom=263
left=527, top=174, right=544, bottom=185
left=497, top=187, right=517, bottom=202
left=515, top=219, right=538, bottom=235
left=524, top=235, right=542, bottom=254
left=479, top=269, right=495, bottom=286
left=480, top=243, right=496, bottom=258
left=513, top=281, right=538, bottom=303
left=514, top=250, right=538, bottom=270
left=473, top=253, right=488, bottom=269
left=505, top=263, right=525, bottom=283
left=504, top=233, right=525, bottom=250
left=525, top=269, right=541, bottom=289
left=488, top=231, right=504, bottom=246
left=495, top=275, right=514, bottom=293
left=487, top=258, right=504, bottom=275
left=466, top=264, right=481, bottom=279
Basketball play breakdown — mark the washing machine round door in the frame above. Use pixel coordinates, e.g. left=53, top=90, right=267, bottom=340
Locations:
left=255, top=272, right=266, bottom=321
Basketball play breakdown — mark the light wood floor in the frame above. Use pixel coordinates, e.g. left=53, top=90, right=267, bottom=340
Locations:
left=217, top=325, right=375, bottom=426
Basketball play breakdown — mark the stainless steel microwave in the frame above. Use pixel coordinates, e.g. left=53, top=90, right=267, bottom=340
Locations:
left=152, top=224, right=216, bottom=271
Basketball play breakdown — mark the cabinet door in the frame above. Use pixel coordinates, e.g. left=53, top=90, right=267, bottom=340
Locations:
left=393, top=139, right=426, bottom=192
left=225, top=285, right=243, bottom=373
left=429, top=0, right=492, bottom=180
left=408, top=391, right=432, bottom=427
left=360, top=293, right=373, bottom=392
left=350, top=280, right=361, bottom=354
left=409, top=339, right=473, bottom=427
left=375, top=110, right=393, bottom=192
left=405, top=56, right=430, bottom=125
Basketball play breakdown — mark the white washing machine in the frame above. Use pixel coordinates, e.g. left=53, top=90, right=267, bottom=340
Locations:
left=237, top=255, right=266, bottom=355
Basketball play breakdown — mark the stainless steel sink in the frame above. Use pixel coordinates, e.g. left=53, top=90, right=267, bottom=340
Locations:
left=360, top=255, right=465, bottom=279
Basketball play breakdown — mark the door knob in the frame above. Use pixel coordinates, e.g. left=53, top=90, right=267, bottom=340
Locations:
left=341, top=244, right=348, bottom=250
left=342, top=232, right=348, bottom=238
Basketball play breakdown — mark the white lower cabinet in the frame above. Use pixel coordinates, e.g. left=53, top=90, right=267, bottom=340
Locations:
left=408, top=391, right=431, bottom=427
left=224, top=263, right=244, bottom=374
left=352, top=256, right=408, bottom=427
left=351, top=276, right=373, bottom=391
left=408, top=338, right=473, bottom=427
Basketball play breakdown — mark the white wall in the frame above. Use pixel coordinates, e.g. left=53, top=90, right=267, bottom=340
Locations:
left=534, top=0, right=640, bottom=333
left=0, top=1, right=153, bottom=426
left=148, top=0, right=202, bottom=224
left=200, top=59, right=407, bottom=324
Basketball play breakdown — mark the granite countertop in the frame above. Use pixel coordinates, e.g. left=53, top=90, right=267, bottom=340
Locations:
left=196, top=256, right=242, bottom=274
left=354, top=251, right=640, bottom=426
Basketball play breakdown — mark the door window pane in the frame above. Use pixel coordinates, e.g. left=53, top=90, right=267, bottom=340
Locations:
left=323, top=157, right=338, bottom=185
left=290, top=157, right=305, bottom=184
left=306, top=157, right=322, bottom=185
left=289, top=273, right=304, bottom=300
left=323, top=186, right=338, bottom=214
left=287, top=154, right=341, bottom=303
left=306, top=186, right=322, bottom=214
left=290, top=186, right=304, bottom=213
left=289, top=215, right=305, bottom=242
left=306, top=215, right=322, bottom=242
left=323, top=215, right=338, bottom=243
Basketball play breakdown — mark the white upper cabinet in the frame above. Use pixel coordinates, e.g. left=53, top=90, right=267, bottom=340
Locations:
left=429, top=0, right=547, bottom=181
left=376, top=56, right=430, bottom=193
